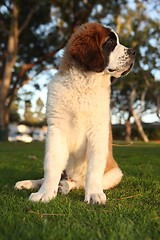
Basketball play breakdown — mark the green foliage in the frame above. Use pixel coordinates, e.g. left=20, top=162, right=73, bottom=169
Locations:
left=144, top=125, right=160, bottom=140
left=111, top=0, right=160, bottom=122
left=0, top=0, right=159, bottom=139
left=0, top=142, right=160, bottom=240
left=23, top=96, right=45, bottom=125
left=9, top=98, right=20, bottom=123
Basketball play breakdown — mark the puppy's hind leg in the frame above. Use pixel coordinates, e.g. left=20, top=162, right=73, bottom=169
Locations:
left=103, top=167, right=123, bottom=190
left=15, top=178, right=44, bottom=190
left=58, top=180, right=76, bottom=195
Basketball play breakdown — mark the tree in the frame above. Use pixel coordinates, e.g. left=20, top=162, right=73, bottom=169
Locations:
left=0, top=0, right=87, bottom=140
left=9, top=97, right=20, bottom=123
left=0, top=0, right=127, bottom=140
left=111, top=0, right=160, bottom=142
left=0, top=0, right=64, bottom=140
left=23, top=100, right=34, bottom=125
left=0, top=0, right=159, bottom=141
left=35, top=97, right=45, bottom=123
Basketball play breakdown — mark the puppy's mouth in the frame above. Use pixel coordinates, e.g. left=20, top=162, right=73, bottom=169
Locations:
left=108, top=63, right=133, bottom=75
left=121, top=63, right=133, bottom=76
left=108, top=68, right=116, bottom=73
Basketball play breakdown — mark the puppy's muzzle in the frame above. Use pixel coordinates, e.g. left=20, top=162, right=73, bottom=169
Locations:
left=127, top=48, right=136, bottom=59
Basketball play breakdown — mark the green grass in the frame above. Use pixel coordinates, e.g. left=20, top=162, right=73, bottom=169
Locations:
left=0, top=142, right=160, bottom=240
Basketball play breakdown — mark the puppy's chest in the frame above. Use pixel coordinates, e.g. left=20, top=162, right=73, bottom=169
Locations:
left=48, top=77, right=110, bottom=130
left=65, top=89, right=110, bottom=158
left=68, top=87, right=110, bottom=115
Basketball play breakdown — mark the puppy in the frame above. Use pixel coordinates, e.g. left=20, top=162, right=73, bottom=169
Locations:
left=15, top=23, right=135, bottom=204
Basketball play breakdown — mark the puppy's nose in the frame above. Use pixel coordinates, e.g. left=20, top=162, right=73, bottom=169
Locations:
left=127, top=48, right=136, bottom=56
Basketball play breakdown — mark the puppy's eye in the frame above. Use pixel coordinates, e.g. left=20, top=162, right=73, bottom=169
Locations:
left=102, top=38, right=116, bottom=48
left=102, top=37, right=117, bottom=51
left=106, top=38, right=116, bottom=44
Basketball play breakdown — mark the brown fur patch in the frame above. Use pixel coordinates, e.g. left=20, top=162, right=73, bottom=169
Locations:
left=68, top=23, right=111, bottom=72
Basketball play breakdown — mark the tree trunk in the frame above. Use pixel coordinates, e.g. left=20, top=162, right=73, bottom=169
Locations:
left=130, top=89, right=149, bottom=143
left=0, top=1, right=18, bottom=141
left=125, top=114, right=132, bottom=142
left=0, top=103, right=9, bottom=141
left=132, top=109, right=149, bottom=143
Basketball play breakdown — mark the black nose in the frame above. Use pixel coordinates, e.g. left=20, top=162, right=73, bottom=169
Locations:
left=127, top=48, right=136, bottom=56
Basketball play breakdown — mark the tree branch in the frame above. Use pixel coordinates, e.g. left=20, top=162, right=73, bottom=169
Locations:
left=0, top=20, right=9, bottom=35
left=7, top=41, right=66, bottom=107
left=19, top=3, right=40, bottom=35
left=0, top=0, right=19, bottom=103
left=72, top=0, right=79, bottom=32
left=138, top=86, right=148, bottom=116
left=129, top=88, right=149, bottom=142
left=157, top=94, right=160, bottom=119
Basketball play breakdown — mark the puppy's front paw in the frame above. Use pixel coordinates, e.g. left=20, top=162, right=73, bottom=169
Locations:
left=84, top=192, right=106, bottom=205
left=29, top=190, right=57, bottom=203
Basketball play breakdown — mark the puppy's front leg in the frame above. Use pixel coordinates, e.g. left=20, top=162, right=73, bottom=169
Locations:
left=85, top=125, right=109, bottom=204
left=29, top=126, right=69, bottom=202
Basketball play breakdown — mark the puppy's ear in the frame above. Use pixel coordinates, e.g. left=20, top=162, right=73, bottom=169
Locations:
left=69, top=34, right=105, bottom=72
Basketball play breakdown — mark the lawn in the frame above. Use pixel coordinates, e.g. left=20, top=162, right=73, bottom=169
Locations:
left=0, top=141, right=159, bottom=240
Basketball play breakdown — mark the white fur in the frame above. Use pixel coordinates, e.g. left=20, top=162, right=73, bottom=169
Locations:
left=14, top=67, right=124, bottom=204
left=28, top=69, right=111, bottom=204
left=15, top=24, right=134, bottom=204
left=15, top=179, right=43, bottom=190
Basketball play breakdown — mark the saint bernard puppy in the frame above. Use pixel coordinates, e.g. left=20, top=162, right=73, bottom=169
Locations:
left=15, top=23, right=135, bottom=204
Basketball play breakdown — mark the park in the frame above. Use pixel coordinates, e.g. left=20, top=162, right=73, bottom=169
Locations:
left=0, top=141, right=159, bottom=239
left=0, top=0, right=160, bottom=239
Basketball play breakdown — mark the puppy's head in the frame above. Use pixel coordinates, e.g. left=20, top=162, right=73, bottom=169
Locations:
left=68, top=22, right=135, bottom=77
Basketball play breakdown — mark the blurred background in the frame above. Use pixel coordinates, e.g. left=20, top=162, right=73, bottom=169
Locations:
left=0, top=0, right=159, bottom=143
